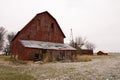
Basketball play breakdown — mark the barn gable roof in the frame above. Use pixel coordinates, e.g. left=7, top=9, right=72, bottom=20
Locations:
left=37, top=11, right=66, bottom=38
left=12, top=11, right=66, bottom=42
left=20, top=40, right=76, bottom=50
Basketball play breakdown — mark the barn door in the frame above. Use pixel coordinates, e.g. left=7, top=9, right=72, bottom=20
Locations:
left=34, top=53, right=40, bottom=61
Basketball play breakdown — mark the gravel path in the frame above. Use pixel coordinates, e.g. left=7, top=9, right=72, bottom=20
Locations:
left=26, top=56, right=120, bottom=80
left=0, top=55, right=120, bottom=80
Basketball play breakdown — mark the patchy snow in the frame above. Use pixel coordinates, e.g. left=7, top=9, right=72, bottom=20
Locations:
left=0, top=55, right=120, bottom=80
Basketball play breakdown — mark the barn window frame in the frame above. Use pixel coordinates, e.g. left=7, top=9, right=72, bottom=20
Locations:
left=28, top=35, right=30, bottom=39
left=51, top=23, right=54, bottom=30
left=37, top=19, right=41, bottom=31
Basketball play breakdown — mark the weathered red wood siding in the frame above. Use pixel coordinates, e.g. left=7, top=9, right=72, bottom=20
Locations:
left=81, top=49, right=93, bottom=55
left=11, top=11, right=70, bottom=60
left=12, top=12, right=65, bottom=60
left=15, top=12, right=65, bottom=43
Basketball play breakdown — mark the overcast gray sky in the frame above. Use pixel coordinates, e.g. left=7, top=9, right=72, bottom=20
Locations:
left=0, top=0, right=120, bottom=52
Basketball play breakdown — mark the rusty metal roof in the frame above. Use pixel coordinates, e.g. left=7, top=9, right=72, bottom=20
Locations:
left=20, top=40, right=76, bottom=50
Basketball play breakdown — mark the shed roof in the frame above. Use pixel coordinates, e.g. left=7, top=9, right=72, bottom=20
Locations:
left=20, top=40, right=76, bottom=50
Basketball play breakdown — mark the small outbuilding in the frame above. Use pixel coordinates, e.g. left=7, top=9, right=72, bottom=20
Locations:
left=97, top=51, right=108, bottom=55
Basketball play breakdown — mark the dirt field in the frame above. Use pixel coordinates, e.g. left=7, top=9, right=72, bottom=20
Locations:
left=0, top=54, right=120, bottom=80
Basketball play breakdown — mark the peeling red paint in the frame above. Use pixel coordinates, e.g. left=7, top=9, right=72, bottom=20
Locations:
left=12, top=11, right=75, bottom=60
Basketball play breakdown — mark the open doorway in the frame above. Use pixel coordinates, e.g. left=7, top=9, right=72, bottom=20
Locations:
left=34, top=53, right=40, bottom=61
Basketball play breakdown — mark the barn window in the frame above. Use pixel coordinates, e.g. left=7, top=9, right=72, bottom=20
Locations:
left=37, top=19, right=41, bottom=31
left=28, top=35, right=30, bottom=39
left=51, top=23, right=54, bottom=29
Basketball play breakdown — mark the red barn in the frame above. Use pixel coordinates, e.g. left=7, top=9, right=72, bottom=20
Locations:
left=97, top=51, right=108, bottom=55
left=81, top=49, right=93, bottom=55
left=12, top=11, right=76, bottom=61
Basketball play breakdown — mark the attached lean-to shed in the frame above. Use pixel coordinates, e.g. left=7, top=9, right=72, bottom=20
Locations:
left=81, top=49, right=93, bottom=55
left=12, top=11, right=76, bottom=61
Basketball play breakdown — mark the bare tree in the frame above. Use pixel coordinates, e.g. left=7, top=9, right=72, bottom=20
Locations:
left=5, top=32, right=16, bottom=55
left=85, top=41, right=95, bottom=50
left=69, top=40, right=75, bottom=48
left=75, top=36, right=86, bottom=48
left=0, top=27, right=6, bottom=51
left=7, top=32, right=15, bottom=44
left=69, top=36, right=86, bottom=48
left=69, top=29, right=96, bottom=53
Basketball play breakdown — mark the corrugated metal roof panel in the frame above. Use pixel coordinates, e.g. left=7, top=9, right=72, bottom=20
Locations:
left=20, top=40, right=76, bottom=50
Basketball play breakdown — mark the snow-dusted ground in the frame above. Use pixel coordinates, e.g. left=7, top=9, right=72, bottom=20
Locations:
left=1, top=55, right=120, bottom=80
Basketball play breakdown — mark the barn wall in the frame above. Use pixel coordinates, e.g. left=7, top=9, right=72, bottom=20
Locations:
left=12, top=40, right=25, bottom=60
left=17, top=12, right=64, bottom=43
left=12, top=12, right=74, bottom=60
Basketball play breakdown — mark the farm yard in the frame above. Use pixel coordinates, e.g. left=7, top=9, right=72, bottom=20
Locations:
left=0, top=54, right=120, bottom=80
left=1, top=0, right=120, bottom=80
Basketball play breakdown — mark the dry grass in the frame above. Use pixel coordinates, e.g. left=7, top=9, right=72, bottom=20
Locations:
left=0, top=55, right=10, bottom=60
left=43, top=53, right=54, bottom=63
left=5, top=56, right=27, bottom=65
left=90, top=53, right=118, bottom=59
left=71, top=55, right=92, bottom=62
left=43, top=54, right=50, bottom=63
left=76, top=55, right=92, bottom=62
left=0, top=64, right=36, bottom=80
left=0, top=54, right=120, bottom=80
